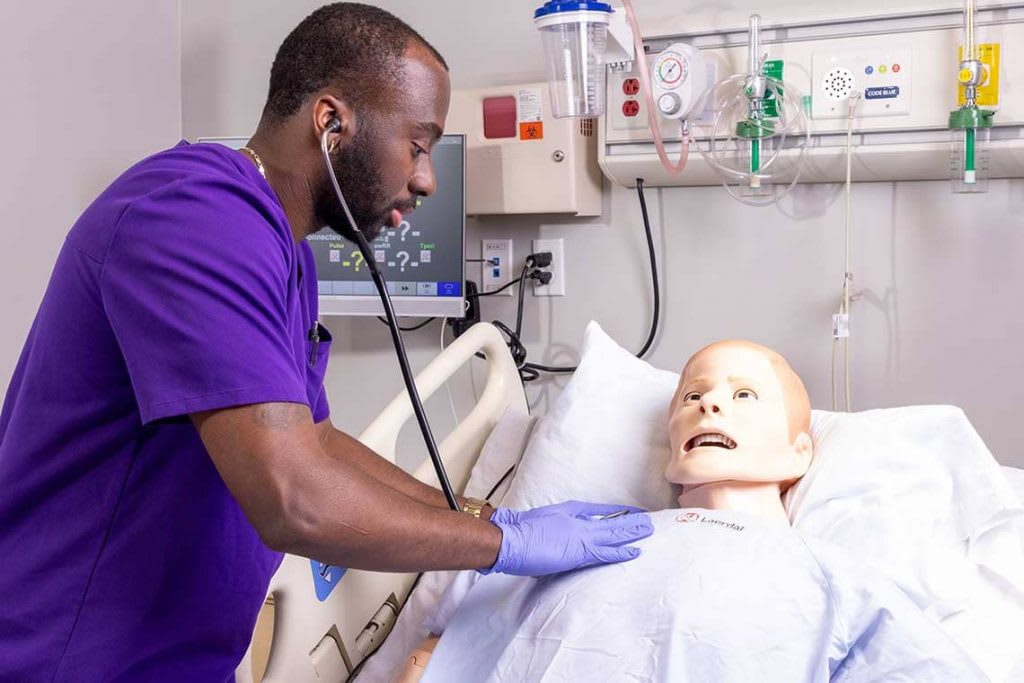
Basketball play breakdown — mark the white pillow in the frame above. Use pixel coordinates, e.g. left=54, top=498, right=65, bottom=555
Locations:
left=500, top=321, right=1024, bottom=682
left=502, top=322, right=679, bottom=512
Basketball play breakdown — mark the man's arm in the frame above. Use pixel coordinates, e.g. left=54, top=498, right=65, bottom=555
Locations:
left=314, top=420, right=490, bottom=516
left=192, top=402, right=501, bottom=572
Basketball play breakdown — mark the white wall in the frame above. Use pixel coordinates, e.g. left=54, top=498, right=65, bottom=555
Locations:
left=181, top=1, right=1024, bottom=468
left=0, top=0, right=182, bottom=390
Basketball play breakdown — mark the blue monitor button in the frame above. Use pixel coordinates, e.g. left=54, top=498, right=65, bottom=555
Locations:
left=438, top=281, right=462, bottom=297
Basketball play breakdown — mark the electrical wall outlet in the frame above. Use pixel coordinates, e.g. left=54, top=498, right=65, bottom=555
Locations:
left=532, top=238, right=565, bottom=296
left=481, top=239, right=513, bottom=296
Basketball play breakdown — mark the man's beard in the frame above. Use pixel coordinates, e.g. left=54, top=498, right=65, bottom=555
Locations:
left=315, top=126, right=408, bottom=243
left=316, top=133, right=386, bottom=242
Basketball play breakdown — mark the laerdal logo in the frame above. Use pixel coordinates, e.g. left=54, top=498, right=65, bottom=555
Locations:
left=675, top=512, right=745, bottom=532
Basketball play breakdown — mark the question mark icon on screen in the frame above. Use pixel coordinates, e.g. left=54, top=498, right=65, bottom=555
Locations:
left=350, top=250, right=365, bottom=273
left=400, top=221, right=411, bottom=241
left=396, top=251, right=410, bottom=272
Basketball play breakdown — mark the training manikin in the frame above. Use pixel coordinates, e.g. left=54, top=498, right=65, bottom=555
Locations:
left=403, top=342, right=987, bottom=683
left=666, top=339, right=812, bottom=520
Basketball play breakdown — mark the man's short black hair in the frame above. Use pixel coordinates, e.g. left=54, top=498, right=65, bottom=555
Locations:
left=262, top=3, right=447, bottom=124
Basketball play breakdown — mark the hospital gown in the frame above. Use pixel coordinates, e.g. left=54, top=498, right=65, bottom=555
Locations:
left=422, top=509, right=987, bottom=683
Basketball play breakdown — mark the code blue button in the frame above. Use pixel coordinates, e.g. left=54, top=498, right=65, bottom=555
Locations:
left=865, top=86, right=900, bottom=100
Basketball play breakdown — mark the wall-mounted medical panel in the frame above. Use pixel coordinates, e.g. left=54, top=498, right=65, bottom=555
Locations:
left=447, top=83, right=602, bottom=215
left=600, top=6, right=1024, bottom=187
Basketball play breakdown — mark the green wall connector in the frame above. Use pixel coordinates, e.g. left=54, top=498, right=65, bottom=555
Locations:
left=948, top=106, right=995, bottom=130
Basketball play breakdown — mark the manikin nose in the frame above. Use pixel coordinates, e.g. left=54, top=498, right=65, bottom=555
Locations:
left=699, top=397, right=722, bottom=414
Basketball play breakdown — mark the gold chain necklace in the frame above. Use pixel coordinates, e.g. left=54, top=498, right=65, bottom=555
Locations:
left=238, top=146, right=266, bottom=179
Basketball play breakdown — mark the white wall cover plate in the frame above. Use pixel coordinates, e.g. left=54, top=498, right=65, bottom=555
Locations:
left=812, top=48, right=913, bottom=119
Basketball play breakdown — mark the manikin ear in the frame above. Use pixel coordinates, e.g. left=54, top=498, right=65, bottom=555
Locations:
left=312, top=94, right=358, bottom=151
left=778, top=432, right=813, bottom=493
left=791, top=432, right=813, bottom=477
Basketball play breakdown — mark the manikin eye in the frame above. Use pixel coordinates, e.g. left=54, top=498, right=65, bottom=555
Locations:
left=683, top=391, right=702, bottom=402
left=734, top=389, right=758, bottom=400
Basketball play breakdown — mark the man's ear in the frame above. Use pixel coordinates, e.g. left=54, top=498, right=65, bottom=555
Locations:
left=313, top=94, right=357, bottom=150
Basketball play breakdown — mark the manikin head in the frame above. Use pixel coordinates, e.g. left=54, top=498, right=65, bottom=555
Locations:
left=666, top=340, right=813, bottom=500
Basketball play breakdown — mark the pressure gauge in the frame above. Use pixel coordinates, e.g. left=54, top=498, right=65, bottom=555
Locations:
left=650, top=43, right=709, bottom=121
left=655, top=53, right=688, bottom=87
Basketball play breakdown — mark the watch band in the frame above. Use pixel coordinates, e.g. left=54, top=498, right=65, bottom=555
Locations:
left=461, top=497, right=487, bottom=519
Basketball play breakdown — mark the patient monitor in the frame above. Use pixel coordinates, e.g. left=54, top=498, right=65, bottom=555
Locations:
left=666, top=340, right=813, bottom=520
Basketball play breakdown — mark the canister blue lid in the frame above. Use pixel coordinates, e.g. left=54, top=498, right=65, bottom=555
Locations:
left=534, top=2, right=613, bottom=19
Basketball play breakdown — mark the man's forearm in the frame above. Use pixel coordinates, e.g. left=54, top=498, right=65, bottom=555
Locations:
left=321, top=424, right=483, bottom=513
left=195, top=405, right=503, bottom=573
left=284, top=461, right=502, bottom=572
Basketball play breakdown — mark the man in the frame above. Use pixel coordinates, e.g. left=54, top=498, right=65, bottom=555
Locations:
left=0, top=5, right=651, bottom=681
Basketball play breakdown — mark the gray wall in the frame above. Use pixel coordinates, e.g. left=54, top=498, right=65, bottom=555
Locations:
left=178, top=0, right=1020, bottom=469
left=1, top=0, right=183, bottom=390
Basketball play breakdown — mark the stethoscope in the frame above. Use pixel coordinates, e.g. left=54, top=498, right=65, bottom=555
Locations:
left=320, top=120, right=460, bottom=511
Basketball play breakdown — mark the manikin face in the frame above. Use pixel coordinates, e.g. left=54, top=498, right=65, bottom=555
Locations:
left=666, top=342, right=812, bottom=487
left=318, top=44, right=451, bottom=241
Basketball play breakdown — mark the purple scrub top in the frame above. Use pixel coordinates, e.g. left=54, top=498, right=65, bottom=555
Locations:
left=0, top=141, right=332, bottom=681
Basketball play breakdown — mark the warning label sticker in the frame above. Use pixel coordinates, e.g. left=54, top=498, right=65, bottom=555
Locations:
left=519, top=122, right=544, bottom=140
left=518, top=88, right=544, bottom=140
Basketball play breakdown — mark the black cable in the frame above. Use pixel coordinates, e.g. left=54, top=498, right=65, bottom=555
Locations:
left=514, top=264, right=530, bottom=339
left=634, top=177, right=661, bottom=359
left=520, top=176, right=661, bottom=377
left=466, top=276, right=525, bottom=298
left=376, top=316, right=436, bottom=332
left=523, top=362, right=576, bottom=374
left=485, top=465, right=517, bottom=502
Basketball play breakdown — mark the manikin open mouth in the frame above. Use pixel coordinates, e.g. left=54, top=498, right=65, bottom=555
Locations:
left=685, top=433, right=737, bottom=451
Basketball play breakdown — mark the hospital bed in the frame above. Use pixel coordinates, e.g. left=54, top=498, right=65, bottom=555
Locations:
left=236, top=322, right=1024, bottom=683
left=236, top=323, right=526, bottom=682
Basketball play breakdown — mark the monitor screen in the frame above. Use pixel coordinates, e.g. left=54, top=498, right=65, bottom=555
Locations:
left=196, top=134, right=466, bottom=318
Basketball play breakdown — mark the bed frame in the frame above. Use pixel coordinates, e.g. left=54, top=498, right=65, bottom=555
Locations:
left=234, top=322, right=528, bottom=682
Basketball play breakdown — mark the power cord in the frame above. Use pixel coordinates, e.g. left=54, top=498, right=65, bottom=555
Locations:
left=376, top=316, right=436, bottom=332
left=519, top=177, right=661, bottom=377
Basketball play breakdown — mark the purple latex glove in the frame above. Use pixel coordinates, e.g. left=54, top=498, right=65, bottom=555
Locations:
left=483, top=501, right=654, bottom=576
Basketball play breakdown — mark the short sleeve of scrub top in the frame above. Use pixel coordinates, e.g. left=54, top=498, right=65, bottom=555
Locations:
left=99, top=171, right=313, bottom=424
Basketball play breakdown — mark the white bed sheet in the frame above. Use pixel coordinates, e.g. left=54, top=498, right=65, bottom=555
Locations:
left=353, top=411, right=1024, bottom=683
left=1002, top=466, right=1024, bottom=682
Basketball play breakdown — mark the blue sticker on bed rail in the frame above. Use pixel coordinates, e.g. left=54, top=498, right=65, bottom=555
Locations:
left=311, top=560, right=347, bottom=601
left=864, top=86, right=900, bottom=100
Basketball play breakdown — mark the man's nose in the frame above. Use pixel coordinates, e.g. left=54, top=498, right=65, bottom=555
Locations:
left=410, top=156, right=437, bottom=197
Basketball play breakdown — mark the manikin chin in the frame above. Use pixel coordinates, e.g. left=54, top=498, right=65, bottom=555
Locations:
left=665, top=340, right=814, bottom=523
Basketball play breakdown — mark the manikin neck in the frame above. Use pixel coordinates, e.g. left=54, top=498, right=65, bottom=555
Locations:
left=677, top=480, right=790, bottom=523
